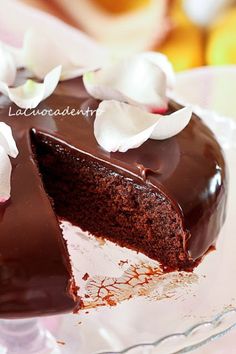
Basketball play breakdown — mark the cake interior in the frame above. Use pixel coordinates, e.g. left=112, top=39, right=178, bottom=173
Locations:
left=32, top=132, right=195, bottom=271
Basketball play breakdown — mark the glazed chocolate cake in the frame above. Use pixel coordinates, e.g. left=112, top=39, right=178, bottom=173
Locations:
left=0, top=77, right=227, bottom=318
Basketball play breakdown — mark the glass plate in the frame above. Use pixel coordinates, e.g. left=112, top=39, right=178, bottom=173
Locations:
left=42, top=67, right=236, bottom=354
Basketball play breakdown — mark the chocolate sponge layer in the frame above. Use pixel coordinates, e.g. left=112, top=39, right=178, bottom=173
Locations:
left=33, top=135, right=195, bottom=271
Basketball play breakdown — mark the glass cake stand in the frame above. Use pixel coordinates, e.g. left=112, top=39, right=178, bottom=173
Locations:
left=1, top=66, right=236, bottom=354
left=0, top=318, right=60, bottom=354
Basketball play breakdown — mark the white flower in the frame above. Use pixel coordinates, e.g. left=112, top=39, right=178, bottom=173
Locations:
left=0, top=38, right=62, bottom=109
left=0, top=123, right=18, bottom=202
left=84, top=52, right=191, bottom=152
left=0, top=28, right=109, bottom=109
left=0, top=65, right=61, bottom=109
left=94, top=100, right=192, bottom=152
left=83, top=52, right=175, bottom=112
left=22, top=29, right=109, bottom=81
left=138, top=52, right=176, bottom=89
left=0, top=44, right=17, bottom=86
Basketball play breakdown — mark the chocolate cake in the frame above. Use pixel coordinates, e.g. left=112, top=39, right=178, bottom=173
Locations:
left=0, top=77, right=227, bottom=318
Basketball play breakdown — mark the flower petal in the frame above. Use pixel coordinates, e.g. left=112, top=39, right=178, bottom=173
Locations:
left=2, top=42, right=24, bottom=69
left=94, top=101, right=158, bottom=153
left=94, top=100, right=192, bottom=152
left=151, top=106, right=193, bottom=140
left=0, top=146, right=12, bottom=203
left=0, top=44, right=17, bottom=86
left=0, top=122, right=18, bottom=158
left=23, top=30, right=108, bottom=81
left=139, top=52, right=176, bottom=89
left=84, top=54, right=168, bottom=111
left=0, top=65, right=61, bottom=109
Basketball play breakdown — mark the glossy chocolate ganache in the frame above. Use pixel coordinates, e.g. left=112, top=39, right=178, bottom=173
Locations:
left=0, top=77, right=227, bottom=318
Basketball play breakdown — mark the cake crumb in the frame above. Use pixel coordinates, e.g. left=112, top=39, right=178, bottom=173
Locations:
left=57, top=341, right=65, bottom=346
left=82, top=273, right=89, bottom=281
left=96, top=237, right=106, bottom=246
left=118, top=259, right=129, bottom=266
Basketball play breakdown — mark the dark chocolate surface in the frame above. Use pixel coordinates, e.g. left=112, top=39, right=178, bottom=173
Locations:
left=0, top=77, right=227, bottom=318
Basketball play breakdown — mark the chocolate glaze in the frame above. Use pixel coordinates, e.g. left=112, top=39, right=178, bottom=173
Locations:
left=0, top=77, right=227, bottom=318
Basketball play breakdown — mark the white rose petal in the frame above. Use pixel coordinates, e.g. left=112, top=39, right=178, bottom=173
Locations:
left=83, top=54, right=169, bottom=112
left=0, top=65, right=61, bottom=109
left=139, top=52, right=176, bottom=89
left=151, top=106, right=193, bottom=140
left=0, top=123, right=18, bottom=158
left=0, top=44, right=17, bottom=86
left=0, top=146, right=12, bottom=203
left=2, top=42, right=24, bottom=69
left=94, top=100, right=192, bottom=152
left=23, top=30, right=108, bottom=81
left=0, top=122, right=18, bottom=202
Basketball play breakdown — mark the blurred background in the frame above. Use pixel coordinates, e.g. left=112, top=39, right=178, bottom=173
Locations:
left=2, top=1, right=236, bottom=353
left=18, top=0, right=236, bottom=72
